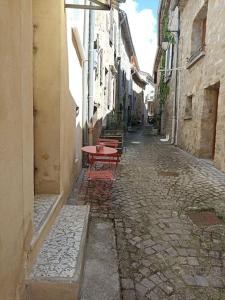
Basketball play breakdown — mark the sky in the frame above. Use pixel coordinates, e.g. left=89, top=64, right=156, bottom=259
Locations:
left=120, top=0, right=160, bottom=74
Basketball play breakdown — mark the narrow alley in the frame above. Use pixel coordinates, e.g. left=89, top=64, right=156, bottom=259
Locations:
left=79, top=129, right=225, bottom=300
left=2, top=1, right=225, bottom=299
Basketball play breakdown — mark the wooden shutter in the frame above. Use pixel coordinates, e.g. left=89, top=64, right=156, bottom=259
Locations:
left=201, top=18, right=207, bottom=49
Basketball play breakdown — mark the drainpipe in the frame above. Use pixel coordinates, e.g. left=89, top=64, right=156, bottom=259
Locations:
left=87, top=5, right=95, bottom=144
left=82, top=1, right=89, bottom=146
left=171, top=7, right=180, bottom=145
left=175, top=4, right=181, bottom=145
left=88, top=4, right=95, bottom=145
left=118, top=11, right=126, bottom=128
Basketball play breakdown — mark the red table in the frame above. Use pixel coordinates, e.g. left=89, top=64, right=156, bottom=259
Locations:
left=81, top=145, right=118, bottom=166
left=81, top=146, right=117, bottom=156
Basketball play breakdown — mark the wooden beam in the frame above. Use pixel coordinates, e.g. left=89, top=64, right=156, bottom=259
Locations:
left=65, top=3, right=110, bottom=10
left=91, top=0, right=109, bottom=8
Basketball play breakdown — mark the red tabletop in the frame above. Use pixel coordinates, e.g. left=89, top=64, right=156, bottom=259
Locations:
left=81, top=146, right=117, bottom=156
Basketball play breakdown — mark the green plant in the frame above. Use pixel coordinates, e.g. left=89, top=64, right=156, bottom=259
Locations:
left=159, top=51, right=169, bottom=104
left=162, top=15, right=175, bottom=44
left=159, top=14, right=175, bottom=104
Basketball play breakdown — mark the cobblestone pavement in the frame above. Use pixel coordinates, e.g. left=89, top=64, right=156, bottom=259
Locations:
left=78, top=130, right=225, bottom=300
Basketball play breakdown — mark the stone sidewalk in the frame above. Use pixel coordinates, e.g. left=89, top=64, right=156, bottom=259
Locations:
left=78, top=130, right=225, bottom=300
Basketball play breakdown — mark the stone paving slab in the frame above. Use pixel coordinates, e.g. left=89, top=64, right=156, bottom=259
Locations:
left=78, top=130, right=225, bottom=299
left=27, top=205, right=90, bottom=300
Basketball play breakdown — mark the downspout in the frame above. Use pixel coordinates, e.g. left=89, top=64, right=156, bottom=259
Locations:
left=175, top=6, right=181, bottom=145
left=82, top=0, right=89, bottom=146
left=87, top=5, right=95, bottom=144
left=171, top=7, right=180, bottom=145
left=118, top=11, right=126, bottom=128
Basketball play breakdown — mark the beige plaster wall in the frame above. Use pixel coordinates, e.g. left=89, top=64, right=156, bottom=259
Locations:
left=177, top=0, right=225, bottom=171
left=33, top=0, right=61, bottom=194
left=0, top=1, right=34, bottom=299
left=33, top=0, right=84, bottom=196
left=60, top=5, right=84, bottom=196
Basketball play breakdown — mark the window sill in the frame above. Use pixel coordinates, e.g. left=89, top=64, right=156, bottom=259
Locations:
left=164, top=75, right=171, bottom=83
left=186, top=50, right=205, bottom=69
left=184, top=116, right=192, bottom=120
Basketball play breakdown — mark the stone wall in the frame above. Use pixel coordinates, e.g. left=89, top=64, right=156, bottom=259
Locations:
left=92, top=9, right=119, bottom=136
left=133, top=81, right=145, bottom=123
left=177, top=0, right=225, bottom=172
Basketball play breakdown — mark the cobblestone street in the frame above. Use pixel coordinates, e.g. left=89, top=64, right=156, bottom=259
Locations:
left=78, top=130, right=225, bottom=300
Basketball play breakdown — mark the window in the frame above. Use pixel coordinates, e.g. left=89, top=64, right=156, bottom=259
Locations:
left=104, top=68, right=108, bottom=96
left=99, top=49, right=103, bottom=86
left=109, top=9, right=114, bottom=46
left=201, top=18, right=206, bottom=49
left=184, top=95, right=193, bottom=120
left=113, top=23, right=117, bottom=53
left=104, top=68, right=109, bottom=112
left=165, top=43, right=173, bottom=81
left=188, top=3, right=208, bottom=66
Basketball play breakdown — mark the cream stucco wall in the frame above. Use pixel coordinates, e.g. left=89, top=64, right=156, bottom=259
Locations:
left=177, top=0, right=225, bottom=171
left=33, top=0, right=61, bottom=194
left=60, top=5, right=84, bottom=195
left=33, top=0, right=84, bottom=195
left=0, top=1, right=34, bottom=299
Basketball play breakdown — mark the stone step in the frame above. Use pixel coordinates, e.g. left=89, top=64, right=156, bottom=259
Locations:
left=28, top=194, right=64, bottom=269
left=26, top=205, right=90, bottom=300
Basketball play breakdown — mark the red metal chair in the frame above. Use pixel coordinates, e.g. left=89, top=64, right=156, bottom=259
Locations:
left=87, top=151, right=119, bottom=182
left=96, top=138, right=122, bottom=160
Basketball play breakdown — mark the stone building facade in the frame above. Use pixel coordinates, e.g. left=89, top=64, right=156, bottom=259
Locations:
left=178, top=0, right=225, bottom=172
left=154, top=0, right=225, bottom=172
left=132, top=72, right=147, bottom=125
left=154, top=0, right=179, bottom=141
left=90, top=8, right=120, bottom=139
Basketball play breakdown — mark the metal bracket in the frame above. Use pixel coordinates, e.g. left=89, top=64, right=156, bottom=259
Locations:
left=65, top=0, right=123, bottom=10
left=65, top=0, right=110, bottom=10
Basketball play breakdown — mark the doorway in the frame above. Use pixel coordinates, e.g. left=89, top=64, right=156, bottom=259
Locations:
left=199, top=82, right=220, bottom=159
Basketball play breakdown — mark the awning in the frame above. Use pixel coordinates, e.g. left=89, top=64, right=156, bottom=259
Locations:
left=65, top=0, right=126, bottom=11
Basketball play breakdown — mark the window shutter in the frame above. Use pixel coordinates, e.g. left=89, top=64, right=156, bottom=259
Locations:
left=114, top=23, right=117, bottom=52
left=109, top=10, right=114, bottom=46
left=100, top=49, right=103, bottom=85
left=201, top=18, right=207, bottom=49
left=165, top=44, right=173, bottom=79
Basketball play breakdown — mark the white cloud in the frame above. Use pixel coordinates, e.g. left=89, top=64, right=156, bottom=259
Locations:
left=121, top=0, right=157, bottom=74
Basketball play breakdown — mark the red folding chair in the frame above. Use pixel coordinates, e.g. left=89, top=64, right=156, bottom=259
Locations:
left=97, top=138, right=122, bottom=160
left=87, top=151, right=119, bottom=182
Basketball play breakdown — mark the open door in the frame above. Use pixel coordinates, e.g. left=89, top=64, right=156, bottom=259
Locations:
left=199, top=82, right=220, bottom=159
